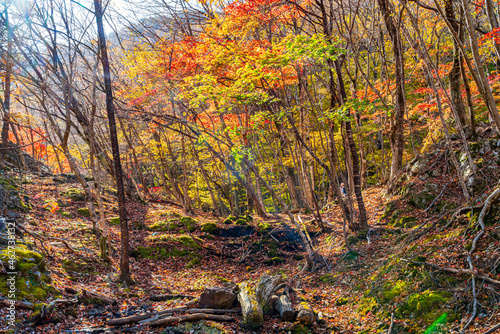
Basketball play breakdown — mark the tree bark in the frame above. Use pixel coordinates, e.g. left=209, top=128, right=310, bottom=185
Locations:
left=94, top=0, right=131, bottom=285
left=376, top=0, right=406, bottom=180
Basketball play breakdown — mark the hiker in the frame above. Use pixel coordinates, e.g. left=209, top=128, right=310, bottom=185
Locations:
left=340, top=182, right=347, bottom=197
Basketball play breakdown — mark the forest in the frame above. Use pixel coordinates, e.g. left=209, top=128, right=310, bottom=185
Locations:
left=0, top=0, right=500, bottom=332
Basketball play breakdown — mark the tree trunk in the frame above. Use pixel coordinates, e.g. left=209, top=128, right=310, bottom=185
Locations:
left=1, top=8, right=12, bottom=148
left=445, top=0, right=468, bottom=128
left=94, top=0, right=131, bottom=285
left=376, top=0, right=406, bottom=180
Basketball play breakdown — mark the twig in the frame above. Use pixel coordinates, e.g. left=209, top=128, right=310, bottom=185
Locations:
left=462, top=256, right=478, bottom=333
left=483, top=322, right=500, bottom=334
left=148, top=313, right=234, bottom=326
left=387, top=312, right=395, bottom=334
left=424, top=182, right=449, bottom=212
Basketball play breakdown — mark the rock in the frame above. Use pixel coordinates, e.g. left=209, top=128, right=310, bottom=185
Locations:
left=198, top=287, right=236, bottom=309
left=410, top=158, right=427, bottom=175
left=219, top=225, right=254, bottom=238
left=201, top=222, right=218, bottom=234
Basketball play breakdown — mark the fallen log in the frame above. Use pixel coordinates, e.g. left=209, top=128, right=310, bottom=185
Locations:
left=238, top=281, right=263, bottom=329
left=148, top=313, right=234, bottom=326
left=64, top=287, right=78, bottom=295
left=271, top=294, right=294, bottom=321
left=0, top=298, right=34, bottom=310
left=187, top=308, right=240, bottom=314
left=296, top=302, right=314, bottom=325
left=108, top=306, right=187, bottom=326
left=80, top=289, right=117, bottom=306
left=150, top=294, right=195, bottom=301
left=256, top=273, right=283, bottom=314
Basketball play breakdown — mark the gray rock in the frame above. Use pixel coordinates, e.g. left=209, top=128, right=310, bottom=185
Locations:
left=198, top=287, right=236, bottom=309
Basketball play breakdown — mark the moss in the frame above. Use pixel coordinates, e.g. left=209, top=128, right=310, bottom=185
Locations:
left=180, top=216, right=197, bottom=225
left=227, top=215, right=237, bottom=222
left=185, top=257, right=201, bottom=269
left=382, top=280, right=410, bottom=301
left=234, top=218, right=248, bottom=226
left=358, top=297, right=378, bottom=316
left=390, top=210, right=402, bottom=225
left=177, top=235, right=201, bottom=250
left=61, top=211, right=72, bottom=218
left=77, top=207, right=90, bottom=217
left=393, top=216, right=417, bottom=228
left=398, top=290, right=451, bottom=321
left=61, top=188, right=86, bottom=201
left=409, top=191, right=435, bottom=209
left=347, top=234, right=358, bottom=245
left=109, top=217, right=120, bottom=226
left=258, top=222, right=272, bottom=232
left=223, top=218, right=233, bottom=224
left=201, top=222, right=218, bottom=234
left=149, top=220, right=173, bottom=231
left=291, top=323, right=311, bottom=334
left=336, top=297, right=349, bottom=305
left=319, top=274, right=336, bottom=284
left=0, top=244, right=45, bottom=272
left=379, top=201, right=397, bottom=221
left=264, top=257, right=284, bottom=265
left=179, top=217, right=197, bottom=232
left=245, top=214, right=253, bottom=222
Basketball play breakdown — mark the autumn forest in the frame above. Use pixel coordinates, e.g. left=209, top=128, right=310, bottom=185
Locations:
left=0, top=0, right=500, bottom=333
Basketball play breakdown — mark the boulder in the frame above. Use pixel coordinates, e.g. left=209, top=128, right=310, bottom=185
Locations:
left=198, top=287, right=236, bottom=309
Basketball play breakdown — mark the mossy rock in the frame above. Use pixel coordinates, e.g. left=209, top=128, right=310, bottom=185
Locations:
left=177, top=235, right=201, bottom=250
left=0, top=244, right=45, bottom=273
left=109, top=217, right=120, bottom=226
left=245, top=214, right=253, bottom=222
left=0, top=245, right=52, bottom=302
left=227, top=215, right=237, bottom=222
left=61, top=188, right=86, bottom=201
left=379, top=201, right=397, bottom=221
left=393, top=216, right=417, bottom=228
left=398, top=290, right=451, bottom=321
left=409, top=190, right=435, bottom=209
left=389, top=210, right=402, bottom=225
left=61, top=211, right=72, bottom=218
left=77, top=207, right=90, bottom=217
left=103, top=187, right=118, bottom=196
left=149, top=220, right=175, bottom=231
left=358, top=297, right=378, bottom=316
left=201, top=222, right=218, bottom=234
left=234, top=218, right=248, bottom=226
left=223, top=218, right=233, bottom=224
left=62, top=259, right=93, bottom=273
left=179, top=217, right=197, bottom=232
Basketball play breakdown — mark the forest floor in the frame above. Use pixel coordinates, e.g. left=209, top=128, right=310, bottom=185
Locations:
left=1, top=135, right=500, bottom=334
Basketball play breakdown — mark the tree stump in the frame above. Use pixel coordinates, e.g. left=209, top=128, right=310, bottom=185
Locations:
left=255, top=273, right=284, bottom=314
left=238, top=282, right=263, bottom=328
left=297, top=302, right=314, bottom=325
left=271, top=294, right=294, bottom=321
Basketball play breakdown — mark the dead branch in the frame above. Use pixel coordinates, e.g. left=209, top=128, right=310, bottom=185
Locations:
left=149, top=294, right=195, bottom=301
left=19, top=225, right=77, bottom=255
left=483, top=322, right=500, bottom=334
left=107, top=306, right=187, bottom=326
left=187, top=308, right=240, bottom=314
left=408, top=260, right=500, bottom=285
left=148, top=313, right=234, bottom=326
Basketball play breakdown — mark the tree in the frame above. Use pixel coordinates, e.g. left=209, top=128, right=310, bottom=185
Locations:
left=94, top=0, right=132, bottom=285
